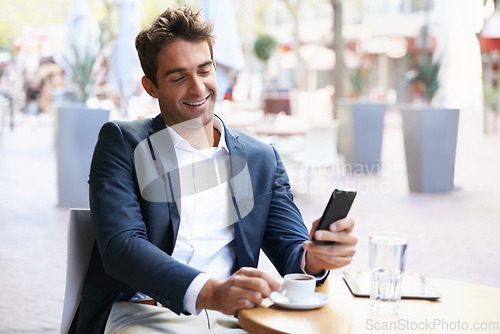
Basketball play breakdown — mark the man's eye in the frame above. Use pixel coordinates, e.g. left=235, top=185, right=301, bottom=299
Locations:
left=199, top=71, right=210, bottom=76
left=172, top=76, right=184, bottom=83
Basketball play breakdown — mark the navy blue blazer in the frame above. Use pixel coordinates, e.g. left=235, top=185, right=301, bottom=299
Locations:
left=71, top=114, right=310, bottom=333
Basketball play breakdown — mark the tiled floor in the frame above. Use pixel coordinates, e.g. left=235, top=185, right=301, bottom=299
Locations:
left=1, top=110, right=499, bottom=333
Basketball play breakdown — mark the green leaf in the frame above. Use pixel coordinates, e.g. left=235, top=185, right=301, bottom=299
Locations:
left=61, top=33, right=102, bottom=103
left=347, top=65, right=373, bottom=98
left=410, top=55, right=441, bottom=103
left=254, top=35, right=278, bottom=63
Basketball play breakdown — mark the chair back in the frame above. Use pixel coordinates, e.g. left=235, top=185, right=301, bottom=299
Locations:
left=60, top=209, right=95, bottom=334
left=303, top=120, right=339, bottom=167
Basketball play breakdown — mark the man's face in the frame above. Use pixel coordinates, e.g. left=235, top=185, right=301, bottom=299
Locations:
left=143, top=39, right=217, bottom=128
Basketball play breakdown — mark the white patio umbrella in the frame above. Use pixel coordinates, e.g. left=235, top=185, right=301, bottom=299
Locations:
left=66, top=0, right=100, bottom=53
left=108, top=0, right=142, bottom=118
left=200, top=0, right=245, bottom=101
left=62, top=0, right=101, bottom=103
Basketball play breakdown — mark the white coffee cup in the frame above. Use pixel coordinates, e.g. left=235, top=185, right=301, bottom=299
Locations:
left=284, top=273, right=316, bottom=303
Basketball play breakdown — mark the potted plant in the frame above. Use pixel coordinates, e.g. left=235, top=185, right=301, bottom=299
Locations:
left=254, top=34, right=278, bottom=79
left=254, top=34, right=291, bottom=115
left=337, top=64, right=386, bottom=174
left=400, top=54, right=460, bottom=193
left=348, top=65, right=373, bottom=99
left=55, top=18, right=110, bottom=208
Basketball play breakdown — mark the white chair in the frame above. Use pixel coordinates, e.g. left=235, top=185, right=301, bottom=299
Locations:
left=60, top=209, right=95, bottom=334
left=287, top=120, right=339, bottom=200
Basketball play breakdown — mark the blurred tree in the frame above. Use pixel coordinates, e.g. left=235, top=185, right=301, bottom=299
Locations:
left=0, top=0, right=190, bottom=51
left=281, top=0, right=308, bottom=91
left=98, top=0, right=119, bottom=54
left=254, top=34, right=278, bottom=63
left=254, top=34, right=278, bottom=89
left=0, top=0, right=68, bottom=50
left=332, top=0, right=344, bottom=117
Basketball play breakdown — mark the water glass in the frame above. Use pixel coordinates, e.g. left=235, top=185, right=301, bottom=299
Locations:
left=369, top=232, right=408, bottom=314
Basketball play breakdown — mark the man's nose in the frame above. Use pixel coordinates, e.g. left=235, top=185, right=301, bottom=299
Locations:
left=188, top=75, right=205, bottom=95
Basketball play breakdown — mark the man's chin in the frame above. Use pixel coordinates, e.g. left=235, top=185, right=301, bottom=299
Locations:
left=170, top=113, right=214, bottom=130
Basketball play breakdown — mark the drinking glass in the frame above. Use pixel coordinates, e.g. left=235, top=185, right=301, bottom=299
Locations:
left=369, top=232, right=408, bottom=314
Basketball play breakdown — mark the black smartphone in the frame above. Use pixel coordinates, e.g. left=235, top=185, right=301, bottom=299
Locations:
left=312, top=189, right=357, bottom=245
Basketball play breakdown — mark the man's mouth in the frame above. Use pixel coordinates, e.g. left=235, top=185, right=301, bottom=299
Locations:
left=184, top=95, right=210, bottom=106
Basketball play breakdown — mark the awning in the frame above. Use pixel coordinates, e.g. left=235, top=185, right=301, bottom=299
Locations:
left=480, top=10, right=500, bottom=53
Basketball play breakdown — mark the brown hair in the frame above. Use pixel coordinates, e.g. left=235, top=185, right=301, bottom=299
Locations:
left=135, top=7, right=214, bottom=87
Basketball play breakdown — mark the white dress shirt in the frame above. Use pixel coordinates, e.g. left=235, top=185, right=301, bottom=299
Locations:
left=167, top=118, right=236, bottom=314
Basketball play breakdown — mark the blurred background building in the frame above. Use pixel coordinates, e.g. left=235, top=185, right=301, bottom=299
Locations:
left=1, top=0, right=498, bottom=123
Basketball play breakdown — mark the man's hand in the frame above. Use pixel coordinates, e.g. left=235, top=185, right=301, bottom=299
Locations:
left=302, top=217, right=358, bottom=276
left=196, top=267, right=283, bottom=315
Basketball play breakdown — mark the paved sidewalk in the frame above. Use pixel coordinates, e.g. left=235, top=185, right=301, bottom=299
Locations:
left=0, top=114, right=68, bottom=333
left=0, top=111, right=499, bottom=333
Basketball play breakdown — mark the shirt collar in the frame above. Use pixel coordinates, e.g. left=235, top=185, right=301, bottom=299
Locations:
left=166, top=117, right=228, bottom=154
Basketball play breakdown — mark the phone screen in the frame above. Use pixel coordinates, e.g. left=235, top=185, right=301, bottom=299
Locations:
left=312, top=189, right=357, bottom=245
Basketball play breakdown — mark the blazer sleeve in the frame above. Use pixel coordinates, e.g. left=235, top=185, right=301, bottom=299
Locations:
left=259, top=146, right=311, bottom=276
left=88, top=121, right=201, bottom=314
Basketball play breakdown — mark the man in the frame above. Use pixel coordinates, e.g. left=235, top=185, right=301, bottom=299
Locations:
left=70, top=7, right=357, bottom=333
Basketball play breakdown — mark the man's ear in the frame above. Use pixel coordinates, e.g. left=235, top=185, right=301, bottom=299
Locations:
left=141, top=76, right=158, bottom=98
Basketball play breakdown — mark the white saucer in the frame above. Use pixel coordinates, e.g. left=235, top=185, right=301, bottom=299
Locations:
left=269, top=291, right=329, bottom=310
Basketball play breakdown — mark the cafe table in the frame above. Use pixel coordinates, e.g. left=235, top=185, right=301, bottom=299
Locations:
left=254, top=120, right=309, bottom=137
left=220, top=109, right=265, bottom=130
left=237, top=275, right=500, bottom=334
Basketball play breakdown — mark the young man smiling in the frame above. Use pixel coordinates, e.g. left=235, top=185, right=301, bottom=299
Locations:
left=141, top=38, right=219, bottom=149
left=70, top=7, right=357, bottom=333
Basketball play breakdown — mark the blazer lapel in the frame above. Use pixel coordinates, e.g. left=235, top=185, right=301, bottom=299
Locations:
left=224, top=123, right=258, bottom=268
left=147, top=115, right=182, bottom=245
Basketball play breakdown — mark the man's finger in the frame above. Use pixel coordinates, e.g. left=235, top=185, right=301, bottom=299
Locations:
left=309, top=229, right=358, bottom=248
left=303, top=242, right=356, bottom=270
left=231, top=275, right=273, bottom=298
left=330, top=217, right=355, bottom=233
left=237, top=267, right=283, bottom=292
left=309, top=218, right=321, bottom=239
